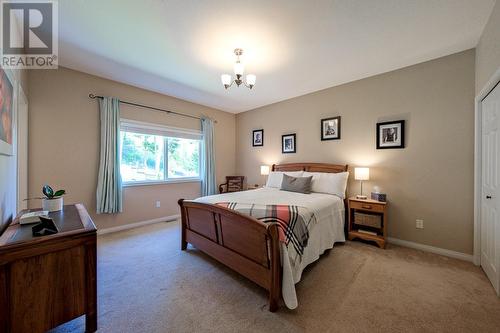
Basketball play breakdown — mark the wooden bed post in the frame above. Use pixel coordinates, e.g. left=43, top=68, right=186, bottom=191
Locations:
left=268, top=223, right=281, bottom=312
left=178, top=199, right=188, bottom=250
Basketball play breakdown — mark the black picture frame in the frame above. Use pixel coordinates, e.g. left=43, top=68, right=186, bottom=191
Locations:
left=376, top=120, right=405, bottom=149
left=252, top=129, right=264, bottom=147
left=321, top=116, right=341, bottom=141
left=282, top=133, right=296, bottom=153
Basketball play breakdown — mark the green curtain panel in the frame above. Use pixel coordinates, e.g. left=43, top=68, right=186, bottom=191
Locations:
left=201, top=117, right=216, bottom=196
left=96, top=97, right=123, bottom=214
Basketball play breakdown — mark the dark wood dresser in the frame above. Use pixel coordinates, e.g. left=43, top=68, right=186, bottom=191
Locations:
left=0, top=204, right=97, bottom=333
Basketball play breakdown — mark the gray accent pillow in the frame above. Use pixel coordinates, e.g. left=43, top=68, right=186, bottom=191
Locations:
left=280, top=174, right=313, bottom=194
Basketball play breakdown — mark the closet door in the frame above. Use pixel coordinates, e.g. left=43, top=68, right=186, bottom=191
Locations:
left=481, top=81, right=500, bottom=295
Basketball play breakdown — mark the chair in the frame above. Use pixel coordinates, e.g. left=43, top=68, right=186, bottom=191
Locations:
left=219, top=176, right=244, bottom=193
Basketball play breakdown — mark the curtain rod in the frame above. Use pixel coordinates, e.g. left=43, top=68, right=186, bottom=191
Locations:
left=88, top=94, right=217, bottom=123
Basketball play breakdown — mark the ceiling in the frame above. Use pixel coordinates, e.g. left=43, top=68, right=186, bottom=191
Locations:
left=58, top=0, right=495, bottom=113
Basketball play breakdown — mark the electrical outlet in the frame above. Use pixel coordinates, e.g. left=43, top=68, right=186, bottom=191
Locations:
left=416, top=219, right=424, bottom=229
left=156, top=201, right=161, bottom=208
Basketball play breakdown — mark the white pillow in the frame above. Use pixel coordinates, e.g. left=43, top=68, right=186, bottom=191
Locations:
left=302, top=171, right=349, bottom=199
left=266, top=171, right=304, bottom=188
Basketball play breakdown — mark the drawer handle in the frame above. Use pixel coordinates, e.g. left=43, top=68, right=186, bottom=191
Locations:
left=361, top=205, right=372, bottom=209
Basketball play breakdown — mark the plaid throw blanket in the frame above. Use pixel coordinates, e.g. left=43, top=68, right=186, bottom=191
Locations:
left=216, top=202, right=317, bottom=258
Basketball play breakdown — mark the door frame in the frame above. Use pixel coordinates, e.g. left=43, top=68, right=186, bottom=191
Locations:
left=474, top=66, right=500, bottom=267
left=16, top=84, right=28, bottom=213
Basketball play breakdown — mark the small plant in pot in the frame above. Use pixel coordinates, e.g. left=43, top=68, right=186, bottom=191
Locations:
left=41, top=185, right=66, bottom=212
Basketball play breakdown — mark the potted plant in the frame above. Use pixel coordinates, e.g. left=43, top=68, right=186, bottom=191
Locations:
left=41, top=185, right=66, bottom=212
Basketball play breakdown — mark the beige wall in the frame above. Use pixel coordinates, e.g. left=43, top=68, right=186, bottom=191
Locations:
left=0, top=68, right=28, bottom=232
left=476, top=0, right=500, bottom=93
left=236, top=50, right=475, bottom=254
left=28, top=67, right=235, bottom=230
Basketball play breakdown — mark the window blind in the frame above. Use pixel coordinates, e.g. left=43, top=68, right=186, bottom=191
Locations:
left=120, top=119, right=202, bottom=140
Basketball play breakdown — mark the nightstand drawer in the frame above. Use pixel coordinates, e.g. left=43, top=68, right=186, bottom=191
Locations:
left=350, top=200, right=385, bottom=213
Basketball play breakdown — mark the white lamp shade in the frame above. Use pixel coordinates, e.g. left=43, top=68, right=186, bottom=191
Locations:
left=246, top=74, right=256, bottom=86
left=234, top=62, right=244, bottom=75
left=221, top=74, right=231, bottom=85
left=260, top=165, right=270, bottom=176
left=354, top=167, right=370, bottom=180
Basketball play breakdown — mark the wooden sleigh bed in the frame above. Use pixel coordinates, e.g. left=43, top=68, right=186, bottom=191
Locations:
left=178, top=163, right=348, bottom=312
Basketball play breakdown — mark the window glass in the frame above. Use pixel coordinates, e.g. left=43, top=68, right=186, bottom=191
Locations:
left=120, top=131, right=165, bottom=182
left=167, top=137, right=200, bottom=178
left=120, top=129, right=200, bottom=183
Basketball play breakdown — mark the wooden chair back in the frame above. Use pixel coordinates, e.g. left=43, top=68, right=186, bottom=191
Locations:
left=219, top=176, right=244, bottom=193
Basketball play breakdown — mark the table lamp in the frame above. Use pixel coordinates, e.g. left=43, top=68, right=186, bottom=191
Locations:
left=260, top=165, right=270, bottom=186
left=354, top=167, right=369, bottom=199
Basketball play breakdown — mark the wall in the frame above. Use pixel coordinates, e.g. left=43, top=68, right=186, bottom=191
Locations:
left=236, top=50, right=475, bottom=254
left=476, top=0, right=500, bottom=93
left=28, top=67, right=236, bottom=230
left=0, top=68, right=28, bottom=233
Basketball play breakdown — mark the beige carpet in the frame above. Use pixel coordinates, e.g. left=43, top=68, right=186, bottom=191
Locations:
left=50, top=221, right=500, bottom=333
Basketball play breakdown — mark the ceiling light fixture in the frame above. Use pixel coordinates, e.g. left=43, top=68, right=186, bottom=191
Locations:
left=221, top=48, right=256, bottom=90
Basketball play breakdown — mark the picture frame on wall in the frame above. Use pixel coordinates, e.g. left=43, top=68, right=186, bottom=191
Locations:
left=282, top=133, right=296, bottom=153
left=252, top=129, right=264, bottom=147
left=0, top=67, right=16, bottom=156
left=376, top=120, right=405, bottom=149
left=321, top=116, right=341, bottom=141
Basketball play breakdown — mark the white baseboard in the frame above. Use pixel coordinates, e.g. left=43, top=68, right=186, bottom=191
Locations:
left=97, top=214, right=180, bottom=235
left=387, top=237, right=473, bottom=262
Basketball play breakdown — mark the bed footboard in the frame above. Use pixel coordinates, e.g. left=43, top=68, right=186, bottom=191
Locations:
left=178, top=199, right=281, bottom=312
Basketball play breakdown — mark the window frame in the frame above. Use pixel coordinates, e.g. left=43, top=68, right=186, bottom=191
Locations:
left=119, top=119, right=202, bottom=187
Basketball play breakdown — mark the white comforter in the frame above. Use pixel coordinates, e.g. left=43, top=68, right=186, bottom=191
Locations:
left=194, top=187, right=345, bottom=309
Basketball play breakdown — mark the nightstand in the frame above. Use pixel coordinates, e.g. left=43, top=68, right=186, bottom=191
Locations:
left=347, top=197, right=388, bottom=248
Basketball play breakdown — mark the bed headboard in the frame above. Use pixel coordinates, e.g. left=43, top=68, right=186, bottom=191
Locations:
left=272, top=163, right=348, bottom=173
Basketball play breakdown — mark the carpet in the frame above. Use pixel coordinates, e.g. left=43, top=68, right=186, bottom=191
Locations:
left=50, top=221, right=500, bottom=333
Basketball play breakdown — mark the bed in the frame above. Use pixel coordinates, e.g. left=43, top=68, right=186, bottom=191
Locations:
left=178, top=163, right=348, bottom=311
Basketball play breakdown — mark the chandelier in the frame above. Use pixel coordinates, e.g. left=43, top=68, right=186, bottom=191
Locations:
left=221, top=48, right=256, bottom=90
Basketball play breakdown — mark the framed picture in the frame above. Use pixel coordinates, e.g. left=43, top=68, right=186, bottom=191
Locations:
left=252, top=129, right=263, bottom=147
left=321, top=116, right=341, bottom=140
left=376, top=120, right=405, bottom=149
left=282, top=133, right=296, bottom=153
left=0, top=67, right=15, bottom=156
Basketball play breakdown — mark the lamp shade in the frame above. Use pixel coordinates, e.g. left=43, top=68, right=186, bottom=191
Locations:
left=260, top=165, right=270, bottom=176
left=246, top=74, right=256, bottom=86
left=354, top=167, right=370, bottom=180
left=234, top=62, right=244, bottom=76
left=221, top=74, right=231, bottom=85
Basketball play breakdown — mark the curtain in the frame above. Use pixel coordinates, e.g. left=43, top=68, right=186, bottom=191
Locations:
left=201, top=117, right=216, bottom=196
left=96, top=97, right=123, bottom=214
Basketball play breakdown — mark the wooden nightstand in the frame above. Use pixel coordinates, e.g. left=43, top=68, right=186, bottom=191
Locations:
left=347, top=197, right=388, bottom=248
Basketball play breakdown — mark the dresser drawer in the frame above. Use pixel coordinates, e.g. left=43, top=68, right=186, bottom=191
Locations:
left=350, top=200, right=385, bottom=213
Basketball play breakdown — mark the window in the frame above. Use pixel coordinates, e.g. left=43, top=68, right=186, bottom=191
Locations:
left=120, top=120, right=202, bottom=184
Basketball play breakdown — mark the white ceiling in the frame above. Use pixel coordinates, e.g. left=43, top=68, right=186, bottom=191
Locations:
left=59, top=0, right=495, bottom=113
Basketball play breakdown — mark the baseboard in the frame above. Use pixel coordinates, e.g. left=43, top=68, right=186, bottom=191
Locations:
left=97, top=214, right=180, bottom=235
left=387, top=237, right=473, bottom=262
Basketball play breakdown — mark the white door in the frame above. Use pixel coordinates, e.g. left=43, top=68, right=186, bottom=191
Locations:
left=16, top=86, right=28, bottom=213
left=481, top=81, right=500, bottom=295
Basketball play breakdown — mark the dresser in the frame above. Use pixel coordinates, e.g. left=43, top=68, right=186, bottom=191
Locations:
left=0, top=204, right=97, bottom=333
